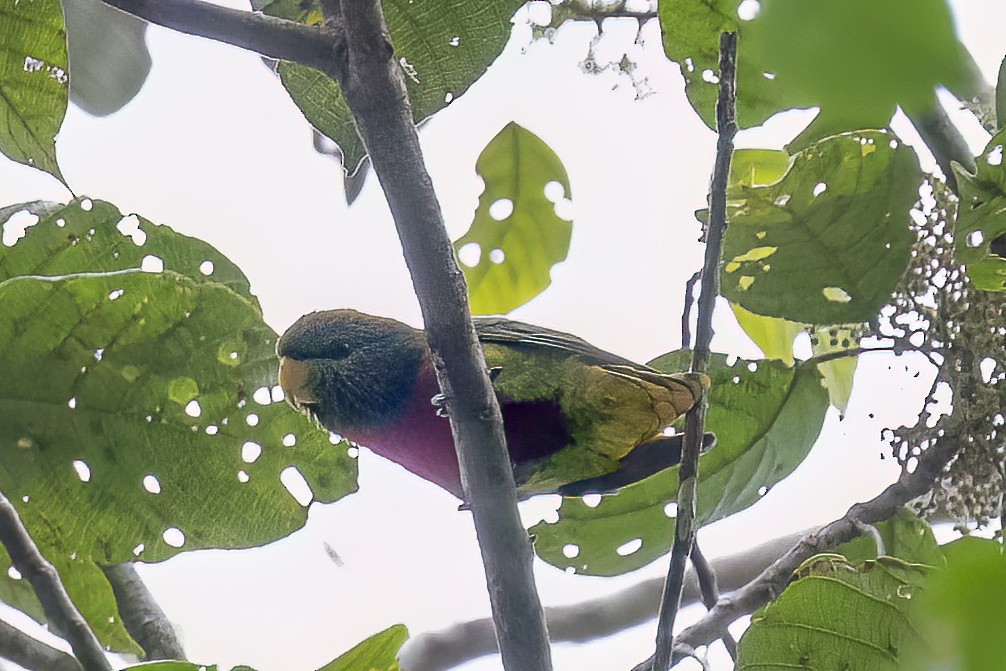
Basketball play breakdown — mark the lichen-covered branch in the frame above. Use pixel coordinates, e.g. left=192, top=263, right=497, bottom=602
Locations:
left=0, top=618, right=81, bottom=671
left=103, top=563, right=185, bottom=660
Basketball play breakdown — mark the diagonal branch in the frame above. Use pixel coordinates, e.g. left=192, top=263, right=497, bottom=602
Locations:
left=320, top=3, right=553, bottom=671
left=644, top=31, right=738, bottom=671
left=101, top=0, right=340, bottom=72
left=0, top=618, right=81, bottom=671
left=0, top=493, right=110, bottom=671
left=654, top=433, right=961, bottom=665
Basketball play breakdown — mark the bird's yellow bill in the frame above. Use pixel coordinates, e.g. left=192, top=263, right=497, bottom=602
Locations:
left=278, top=356, right=316, bottom=407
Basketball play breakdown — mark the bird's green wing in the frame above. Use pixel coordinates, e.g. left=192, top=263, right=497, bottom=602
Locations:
left=475, top=320, right=706, bottom=494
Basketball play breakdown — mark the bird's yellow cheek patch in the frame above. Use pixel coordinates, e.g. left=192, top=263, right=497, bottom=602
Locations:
left=278, top=357, right=317, bottom=406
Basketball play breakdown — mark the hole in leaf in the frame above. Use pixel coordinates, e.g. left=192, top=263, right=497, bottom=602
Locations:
left=582, top=494, right=602, bottom=508
left=562, top=544, right=580, bottom=558
left=7, top=567, right=21, bottom=580
left=237, top=470, right=250, bottom=483
left=280, top=466, right=313, bottom=506
left=758, top=485, right=770, bottom=496
left=108, top=289, right=124, bottom=301
left=67, top=397, right=76, bottom=409
left=737, top=0, right=760, bottom=20
left=252, top=387, right=272, bottom=405
left=701, top=69, right=719, bottom=84
left=543, top=181, right=565, bottom=203
left=812, top=182, right=827, bottom=197
left=246, top=413, right=259, bottom=427
left=2, top=211, right=38, bottom=247
left=616, top=538, right=643, bottom=556
left=448, top=36, right=460, bottom=46
left=184, top=400, right=202, bottom=418
left=489, top=248, right=505, bottom=264
left=141, top=255, right=163, bottom=273
left=80, top=199, right=93, bottom=212
left=271, top=385, right=285, bottom=403
left=199, top=260, right=214, bottom=275
left=989, top=145, right=1003, bottom=166
left=347, top=446, right=360, bottom=458
left=445, top=91, right=454, bottom=104
left=282, top=433, right=297, bottom=447
left=72, top=460, right=91, bottom=482
left=205, top=425, right=218, bottom=435
left=664, top=501, right=677, bottom=517
left=553, top=198, right=573, bottom=221
left=142, top=475, right=161, bottom=494
left=162, top=528, right=185, bottom=548
left=132, top=543, right=145, bottom=556
left=489, top=198, right=513, bottom=221
left=115, top=214, right=146, bottom=246
left=242, top=441, right=262, bottom=463
left=458, top=242, right=481, bottom=267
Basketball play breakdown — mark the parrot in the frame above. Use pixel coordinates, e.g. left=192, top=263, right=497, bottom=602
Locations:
left=276, top=310, right=708, bottom=501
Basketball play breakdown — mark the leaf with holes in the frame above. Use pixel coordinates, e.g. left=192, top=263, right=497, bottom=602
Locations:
left=735, top=555, right=930, bottom=671
left=531, top=352, right=827, bottom=576
left=264, top=0, right=523, bottom=173
left=0, top=271, right=357, bottom=651
left=953, top=128, right=1006, bottom=292
left=0, top=197, right=257, bottom=306
left=720, top=131, right=920, bottom=323
left=0, top=0, right=68, bottom=182
left=659, top=0, right=967, bottom=146
left=455, top=122, right=572, bottom=314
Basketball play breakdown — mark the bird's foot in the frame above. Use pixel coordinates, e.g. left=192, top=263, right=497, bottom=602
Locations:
left=431, top=392, right=450, bottom=418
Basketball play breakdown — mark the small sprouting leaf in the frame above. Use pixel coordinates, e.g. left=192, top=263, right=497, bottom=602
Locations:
left=266, top=0, right=523, bottom=173
left=531, top=352, right=827, bottom=576
left=456, top=122, right=572, bottom=314
left=735, top=554, right=930, bottom=671
left=953, top=128, right=1006, bottom=292
left=730, top=302, right=801, bottom=366
left=0, top=0, right=68, bottom=182
left=721, top=131, right=920, bottom=323
left=837, top=508, right=941, bottom=566
left=317, top=624, right=409, bottom=671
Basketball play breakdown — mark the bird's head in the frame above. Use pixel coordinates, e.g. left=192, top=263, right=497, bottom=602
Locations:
left=277, top=310, right=428, bottom=434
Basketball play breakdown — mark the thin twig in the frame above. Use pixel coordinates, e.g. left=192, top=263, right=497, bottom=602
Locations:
left=0, top=494, right=110, bottom=671
left=102, top=563, right=186, bottom=660
left=635, top=433, right=963, bottom=668
left=689, top=543, right=736, bottom=660
left=680, top=271, right=701, bottom=350
left=0, top=618, right=81, bottom=671
left=322, top=3, right=553, bottom=671
left=101, top=0, right=340, bottom=72
left=906, top=97, right=976, bottom=194
left=645, top=31, right=737, bottom=671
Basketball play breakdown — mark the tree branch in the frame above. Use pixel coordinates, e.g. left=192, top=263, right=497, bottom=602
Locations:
left=689, top=544, right=736, bottom=660
left=398, top=531, right=809, bottom=671
left=102, top=563, right=185, bottom=661
left=321, top=3, right=552, bottom=671
left=656, top=434, right=962, bottom=665
left=0, top=618, right=81, bottom=671
left=100, top=0, right=340, bottom=72
left=0, top=493, right=110, bottom=671
left=646, top=32, right=737, bottom=671
left=906, top=97, right=976, bottom=194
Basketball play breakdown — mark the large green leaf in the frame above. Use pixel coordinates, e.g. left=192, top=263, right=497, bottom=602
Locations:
left=0, top=198, right=256, bottom=305
left=531, top=352, right=827, bottom=576
left=266, top=0, right=523, bottom=173
left=903, top=538, right=1006, bottom=671
left=953, top=128, right=1006, bottom=292
left=658, top=0, right=968, bottom=145
left=0, top=0, right=68, bottom=182
left=455, top=122, right=572, bottom=314
left=736, top=555, right=930, bottom=671
left=721, top=131, right=920, bottom=323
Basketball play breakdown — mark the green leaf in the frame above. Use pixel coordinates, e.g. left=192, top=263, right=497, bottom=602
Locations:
left=730, top=302, right=800, bottom=366
left=997, top=55, right=1006, bottom=132
left=810, top=325, right=860, bottom=414
left=0, top=198, right=257, bottom=305
left=953, top=128, right=1006, bottom=292
left=317, top=624, right=409, bottom=671
left=659, top=0, right=967, bottom=145
left=0, top=0, right=68, bottom=182
left=729, top=149, right=791, bottom=188
left=837, top=508, right=942, bottom=566
left=0, top=271, right=356, bottom=650
left=721, top=131, right=920, bottom=323
left=736, top=554, right=929, bottom=671
left=266, top=0, right=523, bottom=173
left=903, top=538, right=1006, bottom=671
left=455, top=122, right=572, bottom=314
left=531, top=353, right=827, bottom=576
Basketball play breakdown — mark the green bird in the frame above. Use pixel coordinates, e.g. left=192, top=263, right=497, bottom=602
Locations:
left=277, top=310, right=707, bottom=500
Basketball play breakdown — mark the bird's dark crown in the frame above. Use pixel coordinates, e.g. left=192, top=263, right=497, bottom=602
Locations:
left=277, top=309, right=423, bottom=361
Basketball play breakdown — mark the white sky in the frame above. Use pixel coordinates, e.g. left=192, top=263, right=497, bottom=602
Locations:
left=1, top=1, right=1005, bottom=670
